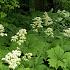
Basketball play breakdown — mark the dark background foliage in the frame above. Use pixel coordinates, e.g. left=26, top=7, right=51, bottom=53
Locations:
left=18, top=0, right=70, bottom=12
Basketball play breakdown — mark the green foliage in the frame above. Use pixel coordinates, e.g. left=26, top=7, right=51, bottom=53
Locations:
left=1, top=0, right=70, bottom=69
left=6, top=13, right=31, bottom=30
left=0, top=0, right=20, bottom=31
left=0, top=12, right=7, bottom=18
left=21, top=32, right=48, bottom=55
left=53, top=0, right=70, bottom=11
left=47, top=46, right=70, bottom=70
left=63, top=52, right=70, bottom=70
left=47, top=46, right=64, bottom=69
left=0, top=0, right=19, bottom=11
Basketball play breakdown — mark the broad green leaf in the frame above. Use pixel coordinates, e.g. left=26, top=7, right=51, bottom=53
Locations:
left=47, top=46, right=64, bottom=69
left=47, top=46, right=64, bottom=59
left=63, top=52, right=70, bottom=70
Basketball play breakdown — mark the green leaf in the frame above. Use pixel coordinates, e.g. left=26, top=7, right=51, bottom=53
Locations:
left=47, top=45, right=64, bottom=59
left=0, top=12, right=7, bottom=18
left=47, top=46, right=64, bottom=69
left=35, top=64, right=47, bottom=70
left=63, top=52, right=70, bottom=70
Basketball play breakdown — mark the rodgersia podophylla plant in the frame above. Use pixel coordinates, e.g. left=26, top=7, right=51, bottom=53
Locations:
left=23, top=53, right=32, bottom=61
left=0, top=24, right=7, bottom=36
left=55, top=10, right=70, bottom=23
left=44, top=28, right=54, bottom=38
left=11, top=29, right=27, bottom=45
left=31, top=17, right=43, bottom=32
left=43, top=12, right=53, bottom=26
left=2, top=47, right=21, bottom=70
left=63, top=28, right=70, bottom=37
left=31, top=12, right=54, bottom=38
left=57, top=10, right=70, bottom=18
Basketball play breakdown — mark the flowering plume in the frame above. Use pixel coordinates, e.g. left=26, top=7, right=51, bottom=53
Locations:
left=31, top=17, right=43, bottom=32
left=23, top=53, right=32, bottom=61
left=11, top=29, right=27, bottom=45
left=63, top=28, right=70, bottom=37
left=44, top=28, right=54, bottom=37
left=43, top=12, right=53, bottom=26
left=2, top=47, right=21, bottom=70
left=0, top=24, right=7, bottom=36
left=57, top=10, right=70, bottom=18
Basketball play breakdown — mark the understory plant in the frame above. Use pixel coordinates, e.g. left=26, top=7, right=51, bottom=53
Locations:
left=47, top=45, right=70, bottom=70
left=1, top=9, right=70, bottom=70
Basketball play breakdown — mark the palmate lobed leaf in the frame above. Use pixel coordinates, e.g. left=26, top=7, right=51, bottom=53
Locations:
left=47, top=45, right=70, bottom=70
left=48, top=59, right=64, bottom=69
left=47, top=46, right=64, bottom=69
left=47, top=45, right=64, bottom=59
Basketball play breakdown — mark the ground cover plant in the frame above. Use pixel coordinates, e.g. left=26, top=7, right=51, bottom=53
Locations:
left=1, top=0, right=70, bottom=70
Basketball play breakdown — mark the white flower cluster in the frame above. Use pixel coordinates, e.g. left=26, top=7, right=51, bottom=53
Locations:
left=31, top=17, right=43, bottom=32
left=43, top=12, right=53, bottom=26
left=23, top=53, right=32, bottom=61
left=63, top=28, right=70, bottom=37
left=2, top=47, right=21, bottom=70
left=57, top=10, right=70, bottom=18
left=11, top=29, right=27, bottom=45
left=44, top=28, right=54, bottom=37
left=0, top=24, right=7, bottom=36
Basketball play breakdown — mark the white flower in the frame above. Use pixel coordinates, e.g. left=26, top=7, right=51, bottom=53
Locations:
left=62, top=10, right=70, bottom=17
left=57, top=10, right=70, bottom=18
left=4, top=33, right=7, bottom=36
left=25, top=53, right=32, bottom=59
left=23, top=56, right=29, bottom=61
left=44, top=28, right=54, bottom=37
left=2, top=48, right=21, bottom=70
left=11, top=35, right=18, bottom=42
left=43, top=12, right=53, bottom=26
left=33, top=17, right=42, bottom=20
left=0, top=24, right=4, bottom=32
left=9, top=63, right=17, bottom=70
left=0, top=24, right=7, bottom=36
left=63, top=28, right=70, bottom=37
left=33, top=29, right=38, bottom=32
left=12, top=50, right=21, bottom=57
left=23, top=53, right=32, bottom=61
left=0, top=33, right=5, bottom=36
left=31, top=17, right=43, bottom=32
left=11, top=29, right=27, bottom=45
left=18, top=29, right=27, bottom=35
